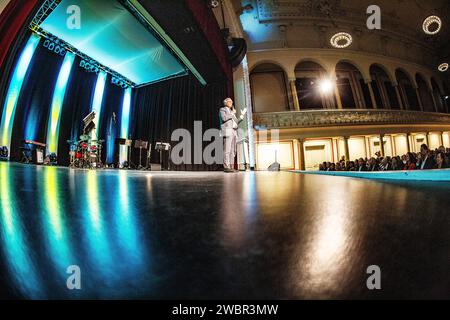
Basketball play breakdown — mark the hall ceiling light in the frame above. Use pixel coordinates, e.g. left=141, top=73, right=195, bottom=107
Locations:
left=438, top=63, right=448, bottom=72
left=422, top=15, right=442, bottom=35
left=330, top=32, right=352, bottom=49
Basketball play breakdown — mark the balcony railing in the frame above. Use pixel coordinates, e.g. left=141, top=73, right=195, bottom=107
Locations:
left=252, top=109, right=450, bottom=130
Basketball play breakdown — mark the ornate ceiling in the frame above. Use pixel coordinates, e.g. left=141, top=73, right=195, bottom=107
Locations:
left=230, top=0, right=449, bottom=63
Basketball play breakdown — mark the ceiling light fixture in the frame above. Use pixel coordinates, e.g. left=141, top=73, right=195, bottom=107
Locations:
left=438, top=63, right=449, bottom=72
left=422, top=15, right=442, bottom=35
left=319, top=79, right=334, bottom=95
left=330, top=32, right=352, bottom=49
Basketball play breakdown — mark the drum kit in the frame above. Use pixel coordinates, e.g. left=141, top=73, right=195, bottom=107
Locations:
left=68, top=135, right=105, bottom=169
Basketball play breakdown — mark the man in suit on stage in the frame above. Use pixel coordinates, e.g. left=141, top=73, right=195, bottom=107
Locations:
left=219, top=98, right=246, bottom=173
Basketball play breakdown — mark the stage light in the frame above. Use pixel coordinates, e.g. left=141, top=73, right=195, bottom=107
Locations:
left=91, top=71, right=107, bottom=139
left=438, top=63, right=448, bottom=72
left=243, top=4, right=254, bottom=12
left=422, top=15, right=441, bottom=35
left=119, top=88, right=132, bottom=165
left=0, top=34, right=40, bottom=154
left=46, top=52, right=75, bottom=155
left=208, top=0, right=220, bottom=8
left=43, top=38, right=66, bottom=56
left=330, top=32, right=352, bottom=48
left=319, top=79, right=334, bottom=95
left=80, top=59, right=100, bottom=73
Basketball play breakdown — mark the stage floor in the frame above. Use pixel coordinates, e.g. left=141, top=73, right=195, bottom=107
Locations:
left=0, top=162, right=449, bottom=299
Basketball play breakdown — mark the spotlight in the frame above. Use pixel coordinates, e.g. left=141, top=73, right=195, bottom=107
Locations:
left=330, top=32, right=352, bottom=48
left=208, top=0, right=220, bottom=8
left=422, top=15, right=442, bottom=35
left=319, top=79, right=334, bottom=94
left=438, top=63, right=448, bottom=72
left=243, top=4, right=254, bottom=12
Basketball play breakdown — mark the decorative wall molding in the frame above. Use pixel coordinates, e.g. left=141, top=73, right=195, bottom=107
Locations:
left=253, top=109, right=450, bottom=129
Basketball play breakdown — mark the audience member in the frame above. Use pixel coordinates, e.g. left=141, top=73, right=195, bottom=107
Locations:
left=315, top=144, right=447, bottom=173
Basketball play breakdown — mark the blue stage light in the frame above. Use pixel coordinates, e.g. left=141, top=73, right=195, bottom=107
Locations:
left=46, top=52, right=75, bottom=155
left=0, top=34, right=40, bottom=156
left=119, top=88, right=132, bottom=164
left=91, top=71, right=107, bottom=139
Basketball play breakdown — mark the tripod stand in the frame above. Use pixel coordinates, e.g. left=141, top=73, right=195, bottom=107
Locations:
left=134, top=140, right=149, bottom=170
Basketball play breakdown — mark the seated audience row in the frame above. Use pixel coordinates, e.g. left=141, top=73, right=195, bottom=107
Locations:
left=318, top=145, right=449, bottom=172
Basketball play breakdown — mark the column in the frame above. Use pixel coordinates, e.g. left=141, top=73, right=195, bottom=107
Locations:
left=241, top=56, right=256, bottom=170
left=365, top=136, right=371, bottom=158
left=392, top=135, right=397, bottom=155
left=289, top=78, right=300, bottom=111
left=366, top=80, right=378, bottom=109
left=440, top=132, right=444, bottom=147
left=415, top=87, right=424, bottom=111
left=298, top=138, right=306, bottom=171
left=426, top=132, right=430, bottom=147
left=379, top=134, right=385, bottom=157
left=334, top=85, right=343, bottom=109
left=393, top=84, right=404, bottom=110
left=406, top=133, right=412, bottom=153
left=430, top=89, right=439, bottom=112
left=343, top=136, right=350, bottom=161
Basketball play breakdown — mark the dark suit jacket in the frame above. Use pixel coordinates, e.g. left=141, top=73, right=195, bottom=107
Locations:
left=420, top=156, right=435, bottom=170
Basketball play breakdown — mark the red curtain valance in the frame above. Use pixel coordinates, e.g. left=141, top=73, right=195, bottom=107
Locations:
left=0, top=0, right=39, bottom=69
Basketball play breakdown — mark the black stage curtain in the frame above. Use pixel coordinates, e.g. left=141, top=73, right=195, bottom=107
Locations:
left=130, top=74, right=228, bottom=171
left=58, top=56, right=97, bottom=166
left=10, top=41, right=64, bottom=161
left=98, top=80, right=124, bottom=166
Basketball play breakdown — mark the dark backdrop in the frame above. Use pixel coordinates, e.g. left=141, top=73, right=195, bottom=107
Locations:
left=5, top=40, right=229, bottom=170
left=130, top=74, right=228, bottom=171
left=10, top=40, right=64, bottom=161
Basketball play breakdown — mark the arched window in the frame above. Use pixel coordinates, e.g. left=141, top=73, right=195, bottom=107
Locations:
left=250, top=63, right=290, bottom=113
left=370, top=64, right=398, bottom=109
left=395, top=69, right=420, bottom=111
left=294, top=61, right=335, bottom=110
left=431, top=78, right=445, bottom=113
left=416, top=74, right=434, bottom=112
left=335, top=61, right=371, bottom=109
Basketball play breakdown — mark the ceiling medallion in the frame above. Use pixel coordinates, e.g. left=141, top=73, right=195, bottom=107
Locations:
left=330, top=32, right=352, bottom=48
left=438, top=63, right=449, bottom=72
left=422, top=15, right=442, bottom=35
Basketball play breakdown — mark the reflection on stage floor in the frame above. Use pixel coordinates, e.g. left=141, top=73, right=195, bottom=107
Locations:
left=0, top=162, right=449, bottom=299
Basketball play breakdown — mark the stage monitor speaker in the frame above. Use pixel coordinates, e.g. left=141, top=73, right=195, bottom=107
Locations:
left=148, top=163, right=162, bottom=171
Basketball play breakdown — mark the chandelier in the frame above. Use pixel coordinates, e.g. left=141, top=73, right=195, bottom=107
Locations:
left=330, top=32, right=352, bottom=49
left=438, top=63, right=449, bottom=72
left=422, top=15, right=442, bottom=35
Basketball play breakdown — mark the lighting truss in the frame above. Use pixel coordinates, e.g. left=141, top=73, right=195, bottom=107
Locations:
left=29, top=0, right=135, bottom=88
left=29, top=0, right=61, bottom=33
